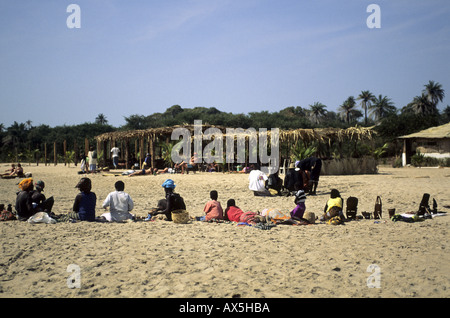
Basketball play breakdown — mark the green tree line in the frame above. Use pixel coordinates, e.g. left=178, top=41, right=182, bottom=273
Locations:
left=1, top=81, right=448, bottom=163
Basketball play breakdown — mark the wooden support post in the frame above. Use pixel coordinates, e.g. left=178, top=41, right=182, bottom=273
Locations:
left=44, top=143, right=47, bottom=166
left=125, top=139, right=129, bottom=169
left=74, top=140, right=78, bottom=166
left=84, top=138, right=89, bottom=159
left=63, top=140, right=67, bottom=166
left=150, top=135, right=155, bottom=169
left=53, top=142, right=57, bottom=166
left=139, top=136, right=143, bottom=168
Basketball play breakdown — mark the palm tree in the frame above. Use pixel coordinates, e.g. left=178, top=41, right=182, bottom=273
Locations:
left=369, top=95, right=396, bottom=122
left=95, top=113, right=108, bottom=125
left=25, top=120, right=33, bottom=130
left=338, top=96, right=357, bottom=124
left=4, top=122, right=27, bottom=161
left=411, top=93, right=436, bottom=115
left=308, top=102, right=327, bottom=125
left=357, top=90, right=375, bottom=125
left=423, top=80, right=445, bottom=107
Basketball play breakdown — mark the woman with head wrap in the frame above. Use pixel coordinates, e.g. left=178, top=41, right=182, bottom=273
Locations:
left=72, top=177, right=97, bottom=221
left=15, top=178, right=35, bottom=220
left=145, top=179, right=185, bottom=221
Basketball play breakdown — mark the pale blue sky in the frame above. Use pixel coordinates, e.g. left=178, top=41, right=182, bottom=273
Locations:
left=1, top=0, right=449, bottom=128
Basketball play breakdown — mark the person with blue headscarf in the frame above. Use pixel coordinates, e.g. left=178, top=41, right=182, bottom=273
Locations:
left=145, top=179, right=186, bottom=221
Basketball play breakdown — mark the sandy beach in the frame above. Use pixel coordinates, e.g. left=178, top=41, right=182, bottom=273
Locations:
left=0, top=163, right=449, bottom=298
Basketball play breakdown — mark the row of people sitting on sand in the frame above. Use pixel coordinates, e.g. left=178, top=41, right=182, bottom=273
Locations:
left=12, top=177, right=185, bottom=223
left=8, top=177, right=343, bottom=223
left=10, top=173, right=345, bottom=225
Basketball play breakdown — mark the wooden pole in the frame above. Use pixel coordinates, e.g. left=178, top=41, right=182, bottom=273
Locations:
left=125, top=138, right=129, bottom=169
left=53, top=142, right=57, bottom=166
left=139, top=136, right=143, bottom=168
left=74, top=140, right=78, bottom=166
left=63, top=140, right=67, bottom=166
left=44, top=143, right=47, bottom=166
left=150, top=135, right=155, bottom=169
left=100, top=140, right=105, bottom=169
left=84, top=138, right=89, bottom=159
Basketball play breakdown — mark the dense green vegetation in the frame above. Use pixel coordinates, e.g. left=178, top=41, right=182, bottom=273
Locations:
left=1, top=81, right=448, bottom=164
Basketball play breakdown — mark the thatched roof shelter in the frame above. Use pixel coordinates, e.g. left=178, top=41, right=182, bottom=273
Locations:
left=398, top=122, right=450, bottom=140
left=95, top=124, right=376, bottom=143
left=397, top=122, right=450, bottom=166
left=94, top=124, right=376, bottom=169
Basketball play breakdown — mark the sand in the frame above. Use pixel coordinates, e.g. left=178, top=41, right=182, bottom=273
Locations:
left=0, top=163, right=449, bottom=298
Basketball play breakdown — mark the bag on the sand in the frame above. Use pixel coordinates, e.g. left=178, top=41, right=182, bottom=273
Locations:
left=0, top=210, right=16, bottom=221
left=374, top=196, right=382, bottom=219
left=27, top=212, right=56, bottom=224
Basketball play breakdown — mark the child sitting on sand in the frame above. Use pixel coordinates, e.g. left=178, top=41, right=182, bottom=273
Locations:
left=290, top=182, right=306, bottom=220
left=320, top=189, right=344, bottom=221
left=100, top=180, right=134, bottom=222
left=202, top=190, right=223, bottom=221
left=73, top=177, right=97, bottom=221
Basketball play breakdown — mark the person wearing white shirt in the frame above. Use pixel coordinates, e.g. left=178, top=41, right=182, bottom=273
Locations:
left=248, top=169, right=271, bottom=196
left=110, top=146, right=120, bottom=169
left=101, top=181, right=134, bottom=222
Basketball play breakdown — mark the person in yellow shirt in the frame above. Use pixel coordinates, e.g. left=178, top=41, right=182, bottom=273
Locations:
left=320, top=189, right=344, bottom=221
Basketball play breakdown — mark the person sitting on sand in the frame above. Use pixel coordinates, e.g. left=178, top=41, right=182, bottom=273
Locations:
left=206, top=162, right=218, bottom=172
left=15, top=178, right=36, bottom=221
left=267, top=171, right=283, bottom=195
left=290, top=182, right=306, bottom=221
left=100, top=180, right=134, bottom=222
left=248, top=169, right=271, bottom=196
left=174, top=161, right=187, bottom=174
left=31, top=180, right=54, bottom=213
left=7, top=163, right=24, bottom=178
left=73, top=177, right=97, bottom=221
left=2, top=164, right=15, bottom=176
left=320, top=189, right=344, bottom=221
left=187, top=152, right=199, bottom=173
left=146, top=179, right=186, bottom=221
left=79, top=153, right=87, bottom=174
left=202, top=190, right=223, bottom=221
left=224, top=199, right=262, bottom=225
left=141, top=153, right=151, bottom=169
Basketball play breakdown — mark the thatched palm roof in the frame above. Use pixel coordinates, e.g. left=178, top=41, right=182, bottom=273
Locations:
left=398, top=122, right=450, bottom=139
left=94, top=124, right=376, bottom=143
